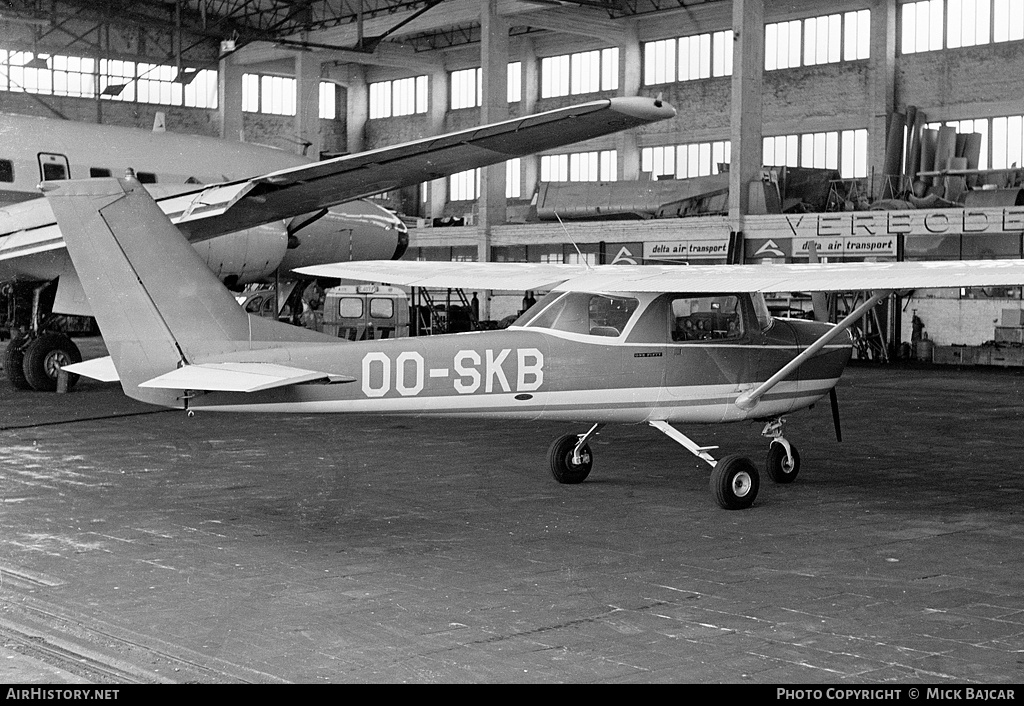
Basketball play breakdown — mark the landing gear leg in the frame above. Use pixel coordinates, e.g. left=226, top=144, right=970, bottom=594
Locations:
left=649, top=420, right=759, bottom=510
left=762, top=418, right=800, bottom=484
left=548, top=423, right=603, bottom=484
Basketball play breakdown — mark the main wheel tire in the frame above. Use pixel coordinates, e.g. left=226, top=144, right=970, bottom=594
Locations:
left=710, top=455, right=759, bottom=510
left=766, top=443, right=800, bottom=484
left=548, top=433, right=593, bottom=484
left=22, top=333, right=81, bottom=392
left=3, top=339, right=31, bottom=390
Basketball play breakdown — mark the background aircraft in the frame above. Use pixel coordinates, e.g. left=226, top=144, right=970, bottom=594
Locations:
left=46, top=175, right=1024, bottom=509
left=0, top=96, right=674, bottom=391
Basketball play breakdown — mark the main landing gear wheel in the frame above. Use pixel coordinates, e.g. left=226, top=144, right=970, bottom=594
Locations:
left=766, top=443, right=800, bottom=484
left=22, top=332, right=81, bottom=392
left=710, top=455, right=759, bottom=510
left=3, top=338, right=31, bottom=390
left=548, top=433, right=593, bottom=484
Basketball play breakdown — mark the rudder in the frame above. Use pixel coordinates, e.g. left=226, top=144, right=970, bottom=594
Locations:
left=43, top=175, right=254, bottom=406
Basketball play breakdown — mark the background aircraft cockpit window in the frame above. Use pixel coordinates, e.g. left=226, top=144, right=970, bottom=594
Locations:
left=527, top=291, right=638, bottom=337
left=137, top=172, right=158, bottom=184
left=90, top=167, right=112, bottom=177
left=0, top=159, right=13, bottom=182
left=670, top=295, right=742, bottom=341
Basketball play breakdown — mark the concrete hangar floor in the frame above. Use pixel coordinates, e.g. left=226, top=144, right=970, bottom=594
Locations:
left=0, top=338, right=1022, bottom=684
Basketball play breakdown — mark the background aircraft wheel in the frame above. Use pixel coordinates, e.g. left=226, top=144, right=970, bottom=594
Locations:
left=3, top=338, right=32, bottom=390
left=23, top=333, right=81, bottom=392
left=766, top=443, right=800, bottom=484
left=710, top=455, right=759, bottom=510
left=548, top=433, right=593, bottom=484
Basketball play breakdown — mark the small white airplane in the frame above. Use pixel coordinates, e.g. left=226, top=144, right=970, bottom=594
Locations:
left=0, top=96, right=675, bottom=390
left=45, top=173, right=1024, bottom=509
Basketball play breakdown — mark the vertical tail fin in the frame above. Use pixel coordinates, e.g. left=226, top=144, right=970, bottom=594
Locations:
left=43, top=175, right=254, bottom=407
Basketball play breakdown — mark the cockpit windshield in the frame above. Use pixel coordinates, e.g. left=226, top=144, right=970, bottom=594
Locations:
left=514, top=292, right=639, bottom=337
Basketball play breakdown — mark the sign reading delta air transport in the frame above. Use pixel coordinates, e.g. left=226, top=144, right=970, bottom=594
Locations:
left=745, top=207, right=1024, bottom=259
left=644, top=240, right=730, bottom=261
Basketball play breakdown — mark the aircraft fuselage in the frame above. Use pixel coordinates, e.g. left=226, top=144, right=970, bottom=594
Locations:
left=183, top=303, right=851, bottom=425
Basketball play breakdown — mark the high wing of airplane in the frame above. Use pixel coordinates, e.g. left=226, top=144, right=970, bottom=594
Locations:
left=0, top=96, right=674, bottom=392
left=49, top=174, right=1024, bottom=510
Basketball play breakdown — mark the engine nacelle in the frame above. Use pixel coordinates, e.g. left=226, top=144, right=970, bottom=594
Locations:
left=190, top=221, right=289, bottom=286
left=279, top=199, right=409, bottom=274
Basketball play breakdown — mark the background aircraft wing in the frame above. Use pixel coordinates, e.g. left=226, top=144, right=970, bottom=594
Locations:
left=301, top=258, right=1024, bottom=293
left=159, top=97, right=675, bottom=242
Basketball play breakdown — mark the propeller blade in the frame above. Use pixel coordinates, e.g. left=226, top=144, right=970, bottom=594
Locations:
left=830, top=387, right=842, bottom=442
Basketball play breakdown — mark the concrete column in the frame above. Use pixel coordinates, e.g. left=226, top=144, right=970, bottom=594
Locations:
left=428, top=65, right=449, bottom=221
left=728, top=0, right=764, bottom=233
left=520, top=38, right=539, bottom=201
left=294, top=51, right=322, bottom=158
left=619, top=23, right=642, bottom=181
left=343, top=64, right=368, bottom=155
left=869, top=0, right=897, bottom=200
left=218, top=56, right=244, bottom=142
left=478, top=0, right=509, bottom=262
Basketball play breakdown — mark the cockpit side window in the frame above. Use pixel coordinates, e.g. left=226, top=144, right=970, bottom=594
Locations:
left=525, top=292, right=638, bottom=337
left=512, top=291, right=565, bottom=327
left=670, top=295, right=743, bottom=342
left=751, top=292, right=774, bottom=331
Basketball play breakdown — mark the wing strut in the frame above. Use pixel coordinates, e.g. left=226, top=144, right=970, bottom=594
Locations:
left=735, top=290, right=893, bottom=411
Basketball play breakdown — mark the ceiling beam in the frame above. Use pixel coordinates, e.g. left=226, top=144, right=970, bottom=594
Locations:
left=519, top=7, right=631, bottom=42
left=231, top=39, right=442, bottom=71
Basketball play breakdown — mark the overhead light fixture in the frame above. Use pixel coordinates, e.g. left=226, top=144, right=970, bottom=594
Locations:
left=220, top=39, right=236, bottom=53
left=22, top=55, right=49, bottom=70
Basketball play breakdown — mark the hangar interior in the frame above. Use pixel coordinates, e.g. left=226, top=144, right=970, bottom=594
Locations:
left=2, top=0, right=1024, bottom=361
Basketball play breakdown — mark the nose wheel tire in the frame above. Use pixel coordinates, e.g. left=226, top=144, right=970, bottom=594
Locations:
left=710, top=455, right=759, bottom=510
left=548, top=433, right=593, bottom=484
left=766, top=443, right=800, bottom=484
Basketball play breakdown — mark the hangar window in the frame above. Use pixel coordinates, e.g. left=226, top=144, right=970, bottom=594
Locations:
left=762, top=129, right=868, bottom=179
left=765, top=10, right=869, bottom=69
left=540, top=48, right=618, bottom=98
left=0, top=159, right=12, bottom=182
left=242, top=73, right=297, bottom=116
left=448, top=159, right=521, bottom=201
left=541, top=150, right=617, bottom=182
left=642, top=141, right=731, bottom=179
left=449, top=63, right=521, bottom=109
left=368, top=76, right=428, bottom=119
left=902, top=0, right=1020, bottom=52
left=643, top=30, right=733, bottom=85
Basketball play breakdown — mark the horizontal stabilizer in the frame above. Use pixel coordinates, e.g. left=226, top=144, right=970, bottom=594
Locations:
left=139, top=362, right=354, bottom=393
left=62, top=356, right=120, bottom=382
